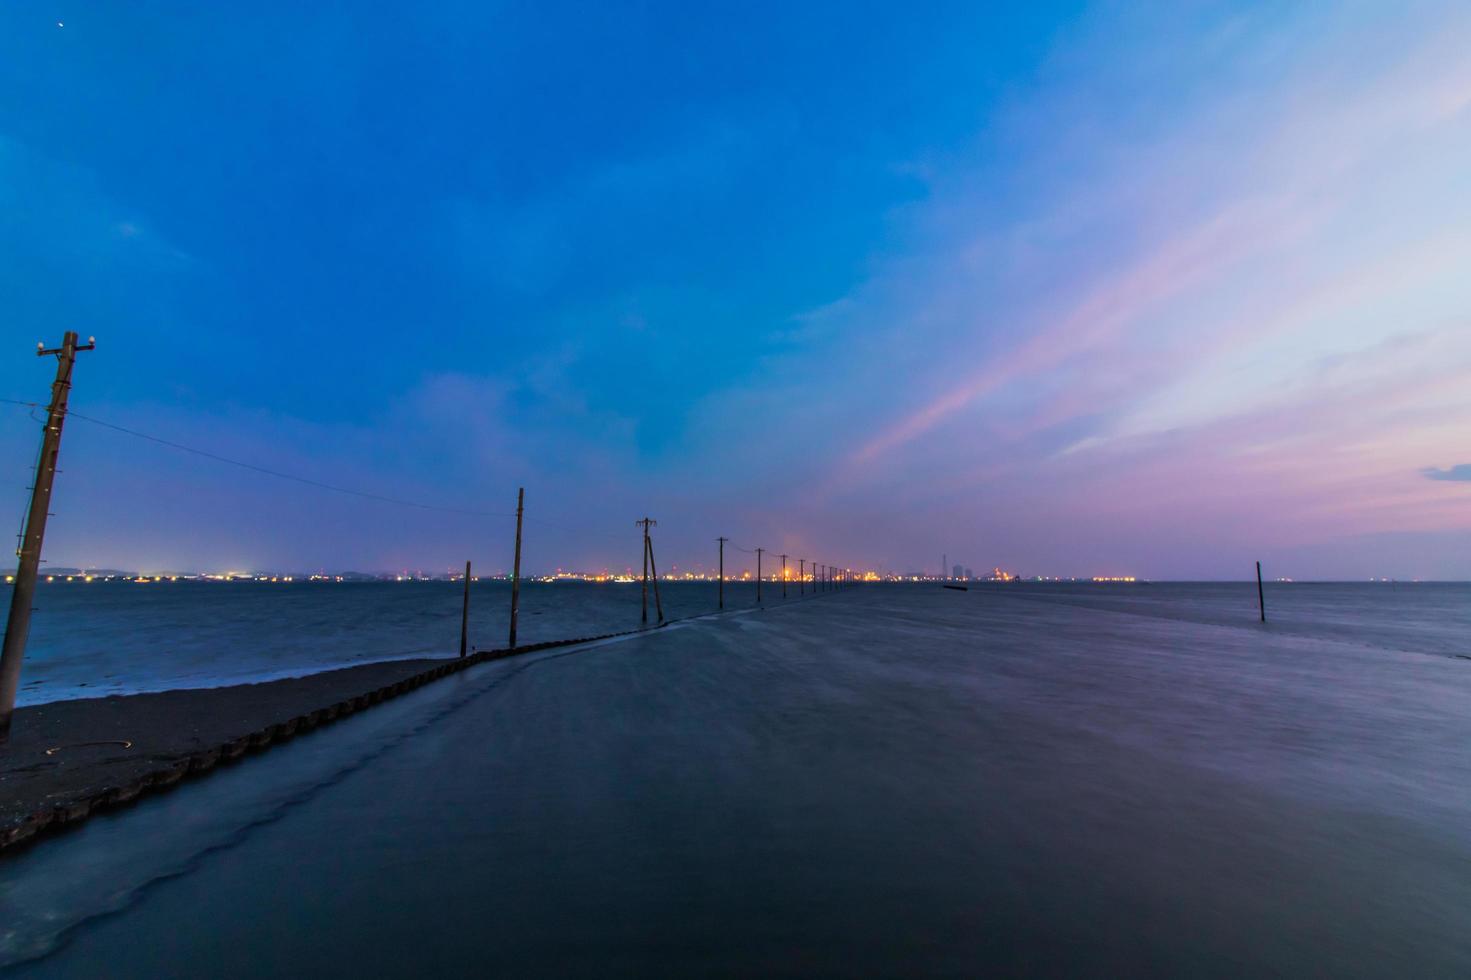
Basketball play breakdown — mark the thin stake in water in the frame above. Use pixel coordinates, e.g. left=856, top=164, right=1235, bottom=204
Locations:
left=509, top=488, right=524, bottom=648
left=460, top=560, right=471, bottom=658
left=717, top=536, right=728, bottom=610
left=1257, top=561, right=1266, bottom=623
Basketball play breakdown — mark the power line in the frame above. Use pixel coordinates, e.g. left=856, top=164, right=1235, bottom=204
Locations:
left=4, top=398, right=646, bottom=544
left=5, top=399, right=867, bottom=569
left=70, top=408, right=517, bottom=519
left=3, top=398, right=512, bottom=519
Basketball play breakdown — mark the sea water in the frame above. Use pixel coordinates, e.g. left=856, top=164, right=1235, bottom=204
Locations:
left=2, top=582, right=1469, bottom=975
left=4, top=579, right=1465, bottom=707
left=1, top=578, right=772, bottom=705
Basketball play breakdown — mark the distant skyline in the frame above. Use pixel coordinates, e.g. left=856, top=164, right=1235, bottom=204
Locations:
left=2, top=2, right=1469, bottom=581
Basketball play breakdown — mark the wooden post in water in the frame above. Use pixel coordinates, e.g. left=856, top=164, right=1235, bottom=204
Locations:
left=509, top=488, right=524, bottom=648
left=636, top=518, right=656, bottom=624
left=647, top=535, right=665, bottom=623
left=717, top=537, right=728, bottom=610
left=460, top=561, right=471, bottom=658
left=779, top=554, right=788, bottom=599
left=1256, top=561, right=1266, bottom=623
left=799, top=558, right=805, bottom=596
left=756, top=548, right=764, bottom=604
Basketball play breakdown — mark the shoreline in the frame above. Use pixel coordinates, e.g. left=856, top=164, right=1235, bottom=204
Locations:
left=12, top=651, right=460, bottom=711
left=0, top=631, right=639, bottom=856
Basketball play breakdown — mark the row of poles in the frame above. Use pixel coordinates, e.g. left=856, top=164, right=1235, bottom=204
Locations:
left=714, top=538, right=847, bottom=612
left=0, top=332, right=853, bottom=738
left=455, top=499, right=851, bottom=656
left=0, top=332, right=1263, bottom=741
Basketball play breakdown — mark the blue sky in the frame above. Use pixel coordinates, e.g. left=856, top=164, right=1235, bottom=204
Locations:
left=2, top=1, right=1468, bottom=578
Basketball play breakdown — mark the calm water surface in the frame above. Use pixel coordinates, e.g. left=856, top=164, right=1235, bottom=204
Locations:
left=3, top=579, right=776, bottom=705
left=1, top=583, right=1468, bottom=976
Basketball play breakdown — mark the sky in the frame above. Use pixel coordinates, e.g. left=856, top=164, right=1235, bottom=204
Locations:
left=1, top=1, right=1468, bottom=579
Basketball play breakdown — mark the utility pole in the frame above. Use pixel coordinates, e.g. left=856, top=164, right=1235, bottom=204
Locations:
left=799, top=558, right=805, bottom=596
left=779, top=554, right=788, bottom=599
left=756, top=548, right=764, bottom=604
left=717, top=537, right=728, bottom=610
left=509, top=488, right=524, bottom=648
left=636, top=517, right=656, bottom=624
left=1, top=331, right=94, bottom=738
left=646, top=527, right=665, bottom=623
left=460, top=561, right=471, bottom=658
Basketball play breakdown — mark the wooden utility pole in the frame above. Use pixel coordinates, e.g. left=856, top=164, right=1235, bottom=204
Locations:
left=779, top=554, right=788, bottom=599
left=756, top=548, right=764, bottom=604
left=509, top=488, right=524, bottom=648
left=799, top=558, right=805, bottom=596
left=1, top=331, right=94, bottom=738
left=1256, top=561, right=1266, bottom=623
left=636, top=518, right=656, bottom=624
left=647, top=530, right=665, bottom=623
left=717, top=537, right=728, bottom=610
left=460, top=561, right=471, bottom=658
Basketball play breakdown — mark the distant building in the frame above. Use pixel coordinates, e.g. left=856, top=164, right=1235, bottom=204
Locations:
left=963, top=567, right=973, bottom=580
left=953, top=564, right=964, bottom=579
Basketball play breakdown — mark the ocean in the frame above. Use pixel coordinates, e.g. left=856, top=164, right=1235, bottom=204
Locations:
left=2, top=578, right=782, bottom=706
left=2, top=579, right=1466, bottom=707
left=2, top=581, right=1469, bottom=975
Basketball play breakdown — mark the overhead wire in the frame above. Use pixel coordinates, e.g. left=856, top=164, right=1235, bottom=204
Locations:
left=4, top=398, right=860, bottom=574
left=1, top=398, right=639, bottom=545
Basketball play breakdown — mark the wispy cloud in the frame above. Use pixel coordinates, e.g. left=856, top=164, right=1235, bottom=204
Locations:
left=844, top=11, right=1471, bottom=471
left=1422, top=465, right=1471, bottom=482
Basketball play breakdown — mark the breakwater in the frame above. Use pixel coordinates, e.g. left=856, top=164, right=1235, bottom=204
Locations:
left=0, top=628, right=640, bottom=854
